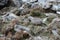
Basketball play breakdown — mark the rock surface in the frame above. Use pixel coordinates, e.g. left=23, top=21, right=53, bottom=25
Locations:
left=0, top=0, right=60, bottom=40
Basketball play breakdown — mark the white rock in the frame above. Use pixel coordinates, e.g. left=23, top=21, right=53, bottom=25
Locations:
left=22, top=0, right=27, bottom=2
left=51, top=5, right=59, bottom=11
left=22, top=0, right=37, bottom=3
left=28, top=16, right=42, bottom=24
left=57, top=11, right=60, bottom=14
left=43, top=18, right=48, bottom=23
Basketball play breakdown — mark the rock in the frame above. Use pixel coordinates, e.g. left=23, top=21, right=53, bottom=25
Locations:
left=41, top=36, right=49, bottom=40
left=43, top=3, right=52, bottom=9
left=2, top=12, right=18, bottom=22
left=14, top=25, right=30, bottom=32
left=49, top=18, right=60, bottom=24
left=48, top=18, right=60, bottom=32
left=0, top=0, right=9, bottom=10
left=18, top=5, right=24, bottom=10
left=45, top=13, right=58, bottom=18
left=47, top=0, right=56, bottom=2
left=28, top=16, right=42, bottom=25
left=51, top=5, right=59, bottom=11
left=52, top=30, right=59, bottom=37
left=27, top=36, right=42, bottom=40
left=1, top=18, right=19, bottom=35
left=22, top=0, right=37, bottom=3
left=57, top=11, right=60, bottom=14
left=11, top=0, right=22, bottom=7
left=31, top=3, right=40, bottom=8
left=43, top=13, right=58, bottom=24
left=26, top=36, right=52, bottom=40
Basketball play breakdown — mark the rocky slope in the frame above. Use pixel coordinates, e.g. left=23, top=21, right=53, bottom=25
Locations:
left=0, top=0, right=60, bottom=40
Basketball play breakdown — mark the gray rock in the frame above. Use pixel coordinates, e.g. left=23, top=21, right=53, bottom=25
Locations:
left=45, top=13, right=58, bottom=17
left=42, top=18, right=48, bottom=23
left=2, top=12, right=18, bottom=22
left=27, top=36, right=42, bottom=40
left=14, top=25, right=30, bottom=32
left=0, top=0, right=8, bottom=6
left=28, top=16, right=42, bottom=25
left=11, top=0, right=22, bottom=7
